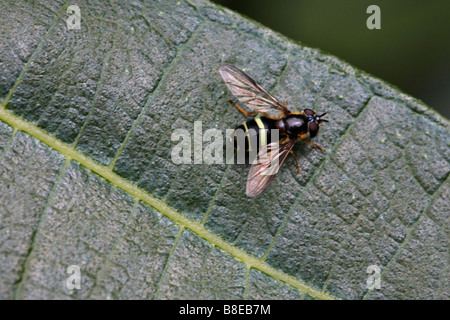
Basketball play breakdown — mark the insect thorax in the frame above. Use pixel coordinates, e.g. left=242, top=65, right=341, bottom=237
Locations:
left=280, top=114, right=308, bottom=139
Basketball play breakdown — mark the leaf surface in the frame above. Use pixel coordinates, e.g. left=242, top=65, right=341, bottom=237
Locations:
left=0, top=0, right=448, bottom=299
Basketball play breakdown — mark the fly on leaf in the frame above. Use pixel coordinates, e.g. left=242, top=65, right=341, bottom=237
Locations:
left=219, top=65, right=329, bottom=197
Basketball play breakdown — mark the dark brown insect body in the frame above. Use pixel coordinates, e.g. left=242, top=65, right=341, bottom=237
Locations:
left=278, top=111, right=326, bottom=139
left=234, top=113, right=324, bottom=151
left=219, top=65, right=329, bottom=197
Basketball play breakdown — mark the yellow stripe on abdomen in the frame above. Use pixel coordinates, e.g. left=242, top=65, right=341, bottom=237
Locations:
left=242, top=121, right=252, bottom=151
left=254, top=117, right=266, bottom=147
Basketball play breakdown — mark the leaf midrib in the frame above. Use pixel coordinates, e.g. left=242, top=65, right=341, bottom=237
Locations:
left=0, top=106, right=337, bottom=300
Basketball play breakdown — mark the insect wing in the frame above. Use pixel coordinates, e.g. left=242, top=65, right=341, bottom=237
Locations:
left=219, top=65, right=289, bottom=113
left=246, top=140, right=295, bottom=197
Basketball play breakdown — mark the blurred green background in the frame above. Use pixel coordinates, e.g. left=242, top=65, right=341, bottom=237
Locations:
left=213, top=0, right=450, bottom=119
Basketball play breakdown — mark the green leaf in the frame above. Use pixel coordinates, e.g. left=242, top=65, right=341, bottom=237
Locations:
left=0, top=0, right=448, bottom=300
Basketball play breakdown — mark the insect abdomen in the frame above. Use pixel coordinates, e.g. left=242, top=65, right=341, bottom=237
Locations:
left=233, top=116, right=277, bottom=152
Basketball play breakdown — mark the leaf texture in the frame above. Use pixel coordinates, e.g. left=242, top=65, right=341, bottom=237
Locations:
left=0, top=0, right=449, bottom=300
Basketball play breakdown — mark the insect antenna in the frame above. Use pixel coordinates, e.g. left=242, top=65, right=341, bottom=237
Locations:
left=318, top=112, right=329, bottom=122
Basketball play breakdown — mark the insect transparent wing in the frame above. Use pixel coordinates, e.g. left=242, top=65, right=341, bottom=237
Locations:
left=246, top=140, right=295, bottom=197
left=219, top=65, right=289, bottom=113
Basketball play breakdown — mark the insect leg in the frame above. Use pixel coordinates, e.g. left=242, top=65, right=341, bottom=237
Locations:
left=303, top=139, right=325, bottom=152
left=227, top=99, right=270, bottom=118
left=289, top=150, right=301, bottom=174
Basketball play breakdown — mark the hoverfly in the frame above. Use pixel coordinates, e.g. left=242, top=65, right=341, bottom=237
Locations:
left=219, top=65, right=329, bottom=197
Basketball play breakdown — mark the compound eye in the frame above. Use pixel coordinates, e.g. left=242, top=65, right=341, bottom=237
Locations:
left=304, top=108, right=315, bottom=116
left=309, top=121, right=319, bottom=137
